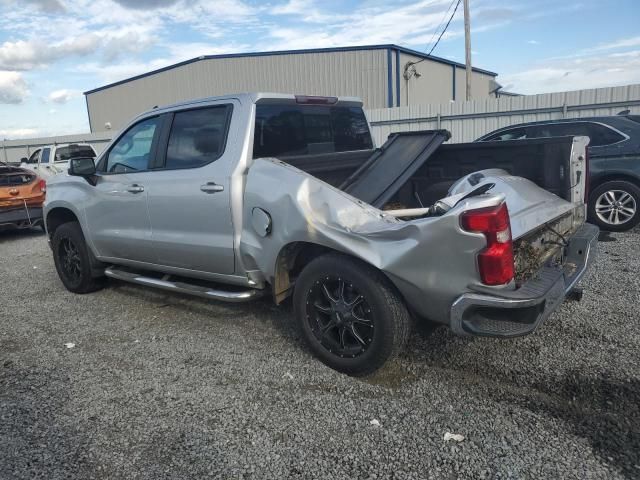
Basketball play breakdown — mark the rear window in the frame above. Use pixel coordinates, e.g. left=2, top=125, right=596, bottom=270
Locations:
left=0, top=170, right=35, bottom=187
left=253, top=104, right=373, bottom=158
left=55, top=145, right=95, bottom=162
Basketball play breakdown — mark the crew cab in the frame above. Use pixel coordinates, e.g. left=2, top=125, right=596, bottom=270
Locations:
left=43, top=93, right=598, bottom=375
left=20, top=143, right=96, bottom=179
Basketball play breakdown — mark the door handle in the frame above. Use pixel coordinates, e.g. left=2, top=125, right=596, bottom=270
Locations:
left=200, top=182, right=224, bottom=194
left=126, top=184, right=145, bottom=194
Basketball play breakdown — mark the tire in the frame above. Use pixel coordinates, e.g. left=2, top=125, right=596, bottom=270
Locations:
left=588, top=180, right=640, bottom=232
left=52, top=222, right=105, bottom=293
left=293, top=253, right=411, bottom=376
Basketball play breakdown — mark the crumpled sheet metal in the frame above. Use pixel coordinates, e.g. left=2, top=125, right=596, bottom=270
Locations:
left=240, top=159, right=489, bottom=324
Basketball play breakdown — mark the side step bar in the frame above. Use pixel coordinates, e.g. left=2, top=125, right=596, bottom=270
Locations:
left=104, top=267, right=264, bottom=303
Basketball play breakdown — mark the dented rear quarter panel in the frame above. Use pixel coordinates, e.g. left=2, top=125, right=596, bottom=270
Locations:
left=241, top=158, right=498, bottom=324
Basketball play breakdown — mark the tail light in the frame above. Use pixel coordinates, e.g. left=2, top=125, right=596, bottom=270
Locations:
left=295, top=95, right=338, bottom=105
left=39, top=178, right=46, bottom=193
left=583, top=149, right=589, bottom=204
left=461, top=202, right=514, bottom=285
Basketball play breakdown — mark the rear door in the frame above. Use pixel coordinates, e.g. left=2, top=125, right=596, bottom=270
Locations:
left=145, top=102, right=236, bottom=274
left=86, top=115, right=163, bottom=263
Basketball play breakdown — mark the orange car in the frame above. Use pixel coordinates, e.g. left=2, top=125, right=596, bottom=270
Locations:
left=0, top=161, right=46, bottom=230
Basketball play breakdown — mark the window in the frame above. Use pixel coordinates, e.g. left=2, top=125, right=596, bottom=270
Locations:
left=105, top=117, right=160, bottom=173
left=55, top=145, right=95, bottom=162
left=484, top=127, right=529, bottom=141
left=528, top=122, right=625, bottom=147
left=164, top=105, right=231, bottom=169
left=253, top=104, right=373, bottom=158
left=41, top=148, right=51, bottom=164
left=27, top=149, right=40, bottom=164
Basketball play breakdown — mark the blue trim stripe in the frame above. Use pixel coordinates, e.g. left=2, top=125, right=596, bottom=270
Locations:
left=452, top=65, right=456, bottom=101
left=84, top=44, right=497, bottom=95
left=387, top=49, right=393, bottom=108
left=395, top=49, right=400, bottom=107
left=85, top=95, right=93, bottom=132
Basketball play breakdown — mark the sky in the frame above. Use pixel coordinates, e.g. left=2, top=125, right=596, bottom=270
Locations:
left=0, top=0, right=639, bottom=139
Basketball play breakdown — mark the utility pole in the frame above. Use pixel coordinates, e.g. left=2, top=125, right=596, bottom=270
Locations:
left=463, top=0, right=472, bottom=101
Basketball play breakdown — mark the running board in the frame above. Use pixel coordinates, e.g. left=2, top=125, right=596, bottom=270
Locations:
left=104, top=267, right=264, bottom=303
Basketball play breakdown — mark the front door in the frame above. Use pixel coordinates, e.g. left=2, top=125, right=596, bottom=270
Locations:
left=145, top=103, right=236, bottom=275
left=85, top=116, right=163, bottom=264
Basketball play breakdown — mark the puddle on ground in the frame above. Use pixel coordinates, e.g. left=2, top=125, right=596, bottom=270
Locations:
left=598, top=231, right=617, bottom=242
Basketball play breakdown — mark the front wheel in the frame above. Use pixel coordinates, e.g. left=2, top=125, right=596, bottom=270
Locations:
left=588, top=180, right=640, bottom=232
left=293, top=253, right=411, bottom=376
left=52, top=222, right=105, bottom=293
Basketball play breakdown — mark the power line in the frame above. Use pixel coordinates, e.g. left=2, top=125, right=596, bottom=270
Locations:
left=408, top=0, right=462, bottom=67
left=427, top=0, right=462, bottom=56
left=424, top=0, right=457, bottom=54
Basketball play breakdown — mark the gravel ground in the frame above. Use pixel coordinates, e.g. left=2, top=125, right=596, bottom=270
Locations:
left=1, top=227, right=639, bottom=479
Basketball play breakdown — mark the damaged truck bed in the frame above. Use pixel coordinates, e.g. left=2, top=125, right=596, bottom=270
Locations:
left=44, top=93, right=599, bottom=375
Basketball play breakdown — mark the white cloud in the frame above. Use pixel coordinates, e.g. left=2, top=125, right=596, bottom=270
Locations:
left=0, top=71, right=29, bottom=104
left=272, top=0, right=314, bottom=15
left=17, top=0, right=65, bottom=13
left=48, top=89, right=79, bottom=104
left=0, top=127, right=40, bottom=139
left=500, top=49, right=640, bottom=94
left=527, top=40, right=539, bottom=45
left=590, top=36, right=640, bottom=52
left=0, top=35, right=100, bottom=70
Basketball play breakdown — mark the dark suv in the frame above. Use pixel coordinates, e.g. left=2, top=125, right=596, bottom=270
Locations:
left=477, top=115, right=640, bottom=231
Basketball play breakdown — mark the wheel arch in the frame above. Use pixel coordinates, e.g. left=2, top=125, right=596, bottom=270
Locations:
left=272, top=241, right=394, bottom=305
left=45, top=207, right=80, bottom=238
left=589, top=173, right=640, bottom=196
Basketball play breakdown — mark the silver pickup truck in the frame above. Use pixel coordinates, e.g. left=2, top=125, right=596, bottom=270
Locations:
left=44, top=93, right=598, bottom=375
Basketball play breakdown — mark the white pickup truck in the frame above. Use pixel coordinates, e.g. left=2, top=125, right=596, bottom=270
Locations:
left=20, top=143, right=96, bottom=179
left=44, top=93, right=598, bottom=375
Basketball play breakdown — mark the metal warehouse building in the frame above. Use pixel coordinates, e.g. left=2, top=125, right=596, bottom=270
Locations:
left=84, top=44, right=498, bottom=132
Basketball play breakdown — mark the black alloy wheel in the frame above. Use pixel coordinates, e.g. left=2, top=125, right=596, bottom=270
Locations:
left=59, top=237, right=82, bottom=285
left=306, top=276, right=374, bottom=359
left=294, top=253, right=411, bottom=376
left=52, top=221, right=105, bottom=294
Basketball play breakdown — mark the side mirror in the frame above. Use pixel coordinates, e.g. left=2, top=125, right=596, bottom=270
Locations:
left=68, top=157, right=96, bottom=176
left=68, top=157, right=97, bottom=185
left=20, top=157, right=28, bottom=163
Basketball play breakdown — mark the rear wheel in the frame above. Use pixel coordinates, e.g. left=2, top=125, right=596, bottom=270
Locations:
left=293, top=253, right=411, bottom=376
left=52, top=222, right=105, bottom=293
left=588, top=180, right=640, bottom=232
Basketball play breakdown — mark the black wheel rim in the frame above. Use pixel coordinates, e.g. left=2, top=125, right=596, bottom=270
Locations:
left=59, top=237, right=82, bottom=284
left=305, top=276, right=375, bottom=359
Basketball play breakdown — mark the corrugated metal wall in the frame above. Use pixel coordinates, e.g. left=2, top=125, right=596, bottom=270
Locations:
left=367, top=84, right=640, bottom=146
left=0, top=132, right=111, bottom=164
left=393, top=51, right=494, bottom=106
left=86, top=50, right=389, bottom=132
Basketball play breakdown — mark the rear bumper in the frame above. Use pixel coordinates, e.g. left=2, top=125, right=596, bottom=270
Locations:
left=0, top=205, right=43, bottom=229
left=450, top=223, right=599, bottom=338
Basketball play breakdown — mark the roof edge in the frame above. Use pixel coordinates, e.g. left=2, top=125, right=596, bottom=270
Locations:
left=84, top=44, right=497, bottom=96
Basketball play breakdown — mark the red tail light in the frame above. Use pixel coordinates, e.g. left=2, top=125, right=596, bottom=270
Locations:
left=461, top=202, right=514, bottom=285
left=295, top=95, right=338, bottom=105
left=583, top=149, right=589, bottom=204
left=39, top=179, right=46, bottom=193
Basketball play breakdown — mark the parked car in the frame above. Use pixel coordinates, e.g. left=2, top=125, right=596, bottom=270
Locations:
left=0, top=161, right=46, bottom=231
left=477, top=115, right=640, bottom=231
left=20, top=143, right=97, bottom=179
left=43, top=93, right=598, bottom=375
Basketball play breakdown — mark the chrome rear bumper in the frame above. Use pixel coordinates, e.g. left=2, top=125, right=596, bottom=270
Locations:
left=450, top=223, right=599, bottom=338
